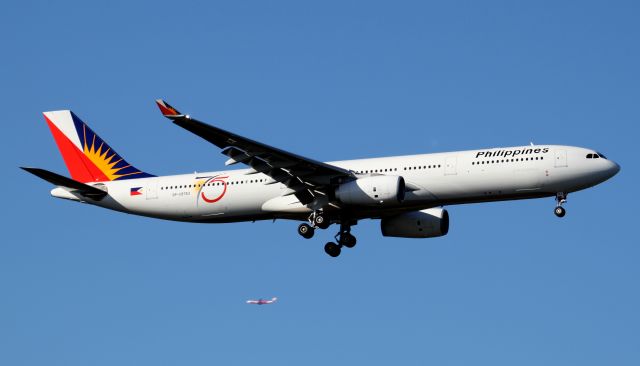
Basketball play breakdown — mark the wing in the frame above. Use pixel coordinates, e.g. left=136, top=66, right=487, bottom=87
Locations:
left=155, top=99, right=354, bottom=205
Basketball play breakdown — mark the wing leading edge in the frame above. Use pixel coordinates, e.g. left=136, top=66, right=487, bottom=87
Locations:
left=155, top=99, right=353, bottom=205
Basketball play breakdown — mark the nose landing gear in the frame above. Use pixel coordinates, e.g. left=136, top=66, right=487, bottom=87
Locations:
left=554, top=193, right=567, bottom=217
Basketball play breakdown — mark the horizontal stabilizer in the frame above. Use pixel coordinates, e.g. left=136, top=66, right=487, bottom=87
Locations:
left=21, top=167, right=107, bottom=200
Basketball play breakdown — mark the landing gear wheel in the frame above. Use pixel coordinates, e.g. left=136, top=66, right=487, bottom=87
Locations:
left=324, top=242, right=341, bottom=257
left=340, top=233, right=357, bottom=248
left=314, top=214, right=330, bottom=229
left=298, top=223, right=315, bottom=239
left=554, top=193, right=567, bottom=218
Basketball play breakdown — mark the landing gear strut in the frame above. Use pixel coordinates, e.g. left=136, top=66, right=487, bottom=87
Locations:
left=324, top=221, right=357, bottom=257
left=554, top=192, right=567, bottom=218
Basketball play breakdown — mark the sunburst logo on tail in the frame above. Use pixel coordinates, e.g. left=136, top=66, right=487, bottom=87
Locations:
left=80, top=124, right=147, bottom=181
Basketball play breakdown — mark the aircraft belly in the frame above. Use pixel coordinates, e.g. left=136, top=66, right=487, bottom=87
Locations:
left=196, top=184, right=282, bottom=218
left=262, top=195, right=312, bottom=213
left=416, top=168, right=547, bottom=202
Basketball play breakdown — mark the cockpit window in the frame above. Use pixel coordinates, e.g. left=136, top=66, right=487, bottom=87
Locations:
left=586, top=152, right=607, bottom=159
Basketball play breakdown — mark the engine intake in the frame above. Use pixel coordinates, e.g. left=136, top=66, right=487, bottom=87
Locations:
left=335, top=176, right=405, bottom=206
left=381, top=208, right=449, bottom=238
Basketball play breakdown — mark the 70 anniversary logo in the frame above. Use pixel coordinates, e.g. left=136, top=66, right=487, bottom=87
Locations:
left=195, top=175, right=229, bottom=204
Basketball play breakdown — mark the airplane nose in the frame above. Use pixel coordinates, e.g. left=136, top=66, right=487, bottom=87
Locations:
left=613, top=161, right=620, bottom=174
left=608, top=161, right=621, bottom=177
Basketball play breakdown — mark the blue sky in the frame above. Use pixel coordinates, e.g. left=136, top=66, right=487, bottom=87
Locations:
left=1, top=1, right=638, bottom=365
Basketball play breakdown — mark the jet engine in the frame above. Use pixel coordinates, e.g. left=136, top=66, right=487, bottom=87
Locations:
left=335, top=176, right=405, bottom=206
left=381, top=208, right=449, bottom=238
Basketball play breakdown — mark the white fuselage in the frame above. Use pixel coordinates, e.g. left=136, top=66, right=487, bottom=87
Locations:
left=52, top=145, right=619, bottom=223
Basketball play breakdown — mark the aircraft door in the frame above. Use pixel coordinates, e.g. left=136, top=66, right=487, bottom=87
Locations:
left=146, top=180, right=158, bottom=200
left=445, top=156, right=457, bottom=175
left=554, top=149, right=567, bottom=168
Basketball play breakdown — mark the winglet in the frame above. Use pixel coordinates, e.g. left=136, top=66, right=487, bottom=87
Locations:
left=155, top=99, right=183, bottom=118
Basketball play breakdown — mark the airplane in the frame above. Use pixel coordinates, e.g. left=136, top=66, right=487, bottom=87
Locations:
left=246, top=297, right=278, bottom=305
left=22, top=100, right=620, bottom=257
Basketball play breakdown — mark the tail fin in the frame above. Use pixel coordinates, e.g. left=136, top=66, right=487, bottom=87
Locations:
left=43, top=110, right=153, bottom=183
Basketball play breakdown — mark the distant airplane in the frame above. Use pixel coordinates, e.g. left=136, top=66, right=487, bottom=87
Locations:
left=22, top=99, right=620, bottom=257
left=246, top=297, right=278, bottom=305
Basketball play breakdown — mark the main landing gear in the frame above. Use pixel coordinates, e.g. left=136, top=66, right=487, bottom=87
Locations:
left=297, top=223, right=315, bottom=239
left=554, top=192, right=567, bottom=218
left=324, top=222, right=357, bottom=258
left=296, top=212, right=358, bottom=257
left=312, top=212, right=330, bottom=229
left=297, top=212, right=331, bottom=240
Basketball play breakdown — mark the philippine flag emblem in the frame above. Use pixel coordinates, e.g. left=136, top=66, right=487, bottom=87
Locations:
left=130, top=187, right=143, bottom=196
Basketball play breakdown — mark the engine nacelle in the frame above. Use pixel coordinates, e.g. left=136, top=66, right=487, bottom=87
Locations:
left=335, top=176, right=405, bottom=206
left=381, top=208, right=449, bottom=238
